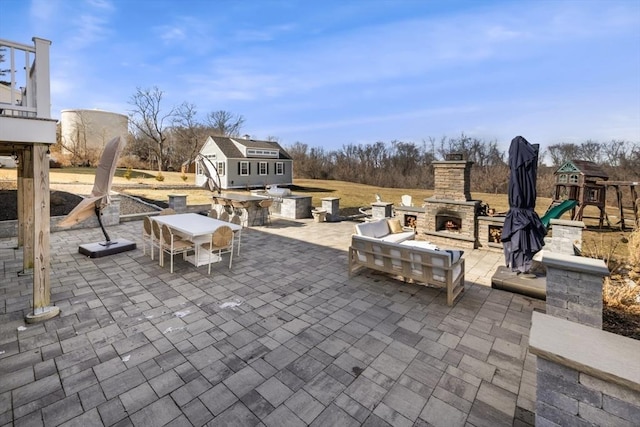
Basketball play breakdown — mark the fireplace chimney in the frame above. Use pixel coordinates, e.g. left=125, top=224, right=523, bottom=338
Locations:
left=432, top=160, right=473, bottom=202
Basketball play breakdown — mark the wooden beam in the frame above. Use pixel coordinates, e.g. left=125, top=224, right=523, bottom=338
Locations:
left=26, top=144, right=59, bottom=323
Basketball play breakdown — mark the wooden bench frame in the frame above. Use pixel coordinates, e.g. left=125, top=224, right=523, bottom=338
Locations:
left=348, top=235, right=465, bottom=306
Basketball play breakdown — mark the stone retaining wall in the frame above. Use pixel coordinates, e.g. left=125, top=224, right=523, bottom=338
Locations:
left=530, top=312, right=640, bottom=426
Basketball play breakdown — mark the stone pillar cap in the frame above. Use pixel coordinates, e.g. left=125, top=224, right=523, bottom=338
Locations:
left=541, top=252, right=609, bottom=276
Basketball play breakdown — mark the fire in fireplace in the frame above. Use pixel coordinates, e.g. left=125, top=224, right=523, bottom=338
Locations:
left=436, top=214, right=462, bottom=232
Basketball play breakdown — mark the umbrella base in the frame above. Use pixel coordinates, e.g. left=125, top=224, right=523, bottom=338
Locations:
left=491, top=266, right=546, bottom=300
left=79, top=239, right=137, bottom=258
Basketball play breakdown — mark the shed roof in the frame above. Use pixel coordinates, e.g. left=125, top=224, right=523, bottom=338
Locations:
left=554, top=160, right=608, bottom=179
left=211, top=136, right=292, bottom=160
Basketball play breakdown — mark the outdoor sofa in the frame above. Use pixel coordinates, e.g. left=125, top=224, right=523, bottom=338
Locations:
left=349, top=229, right=465, bottom=306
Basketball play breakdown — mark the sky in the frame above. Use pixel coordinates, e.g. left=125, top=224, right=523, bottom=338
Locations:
left=1, top=0, right=639, bottom=155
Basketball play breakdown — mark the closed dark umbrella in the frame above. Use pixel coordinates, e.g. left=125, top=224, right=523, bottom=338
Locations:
left=501, top=136, right=546, bottom=273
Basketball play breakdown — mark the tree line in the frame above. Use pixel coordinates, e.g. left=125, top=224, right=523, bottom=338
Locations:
left=288, top=136, right=640, bottom=197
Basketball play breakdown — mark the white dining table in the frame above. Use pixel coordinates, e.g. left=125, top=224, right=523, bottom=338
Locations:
left=152, top=213, right=242, bottom=267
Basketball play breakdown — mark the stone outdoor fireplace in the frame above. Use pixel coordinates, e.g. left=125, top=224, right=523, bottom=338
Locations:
left=422, top=159, right=480, bottom=249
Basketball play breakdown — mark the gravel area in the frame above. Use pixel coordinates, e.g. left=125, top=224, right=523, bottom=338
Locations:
left=118, top=194, right=167, bottom=215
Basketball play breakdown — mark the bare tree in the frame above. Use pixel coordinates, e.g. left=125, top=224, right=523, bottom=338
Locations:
left=579, top=140, right=603, bottom=163
left=58, top=110, right=102, bottom=166
left=128, top=86, right=175, bottom=171
left=544, top=143, right=581, bottom=167
left=172, top=102, right=208, bottom=168
left=206, top=110, right=245, bottom=136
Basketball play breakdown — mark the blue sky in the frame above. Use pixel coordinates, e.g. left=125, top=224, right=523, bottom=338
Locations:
left=1, top=0, right=639, bottom=154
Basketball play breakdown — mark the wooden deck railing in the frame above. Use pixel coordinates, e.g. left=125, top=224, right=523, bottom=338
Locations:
left=0, top=37, right=51, bottom=119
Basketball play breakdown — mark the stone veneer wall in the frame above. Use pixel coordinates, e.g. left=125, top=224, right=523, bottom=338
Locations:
left=478, top=218, right=586, bottom=255
left=529, top=312, right=640, bottom=426
left=477, top=215, right=505, bottom=252
left=271, top=196, right=312, bottom=219
left=432, top=161, right=472, bottom=201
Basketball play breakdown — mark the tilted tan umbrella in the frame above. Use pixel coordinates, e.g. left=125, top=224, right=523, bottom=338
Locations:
left=59, top=136, right=125, bottom=227
left=59, top=136, right=136, bottom=257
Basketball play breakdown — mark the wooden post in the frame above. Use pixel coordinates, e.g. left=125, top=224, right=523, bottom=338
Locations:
left=25, top=144, right=59, bottom=323
left=16, top=151, right=24, bottom=248
left=615, top=185, right=625, bottom=230
left=631, top=184, right=639, bottom=228
left=20, top=147, right=34, bottom=273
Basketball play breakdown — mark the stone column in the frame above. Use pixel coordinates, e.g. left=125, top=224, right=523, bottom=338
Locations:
left=321, top=197, right=340, bottom=222
left=371, top=202, right=393, bottom=219
left=542, top=252, right=609, bottom=329
left=168, top=194, right=187, bottom=212
left=546, top=219, right=585, bottom=255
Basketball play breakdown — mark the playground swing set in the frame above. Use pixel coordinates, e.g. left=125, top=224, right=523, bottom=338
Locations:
left=549, top=160, right=639, bottom=230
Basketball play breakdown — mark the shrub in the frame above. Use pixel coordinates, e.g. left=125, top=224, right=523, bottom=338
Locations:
left=124, top=167, right=132, bottom=181
left=155, top=172, right=165, bottom=182
left=181, top=173, right=188, bottom=182
left=581, top=233, right=626, bottom=274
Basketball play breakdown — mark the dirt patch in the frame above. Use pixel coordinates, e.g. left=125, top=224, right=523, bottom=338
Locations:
left=0, top=189, right=83, bottom=221
left=603, top=306, right=640, bottom=340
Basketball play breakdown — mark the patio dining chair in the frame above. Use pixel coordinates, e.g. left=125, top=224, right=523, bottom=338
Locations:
left=150, top=219, right=163, bottom=262
left=230, top=215, right=242, bottom=255
left=208, top=209, right=218, bottom=219
left=160, top=224, right=194, bottom=273
left=201, top=225, right=234, bottom=274
left=231, top=200, right=251, bottom=227
left=219, top=210, right=230, bottom=222
left=142, top=216, right=153, bottom=258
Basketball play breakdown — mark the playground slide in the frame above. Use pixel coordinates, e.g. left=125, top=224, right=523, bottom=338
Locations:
left=541, top=199, right=578, bottom=228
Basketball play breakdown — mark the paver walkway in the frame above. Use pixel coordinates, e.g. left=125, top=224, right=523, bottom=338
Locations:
left=0, top=217, right=544, bottom=426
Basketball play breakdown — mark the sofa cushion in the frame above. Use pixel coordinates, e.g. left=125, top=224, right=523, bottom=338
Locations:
left=380, top=231, right=415, bottom=243
left=355, top=219, right=391, bottom=238
left=368, top=219, right=391, bottom=238
left=387, top=218, right=403, bottom=233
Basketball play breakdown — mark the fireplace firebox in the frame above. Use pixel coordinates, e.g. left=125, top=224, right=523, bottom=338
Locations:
left=436, top=214, right=462, bottom=232
left=404, top=214, right=418, bottom=229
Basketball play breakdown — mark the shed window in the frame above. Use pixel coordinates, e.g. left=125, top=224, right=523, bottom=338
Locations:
left=240, top=161, right=249, bottom=176
left=276, top=162, right=284, bottom=175
left=217, top=162, right=225, bottom=176
left=569, top=174, right=579, bottom=184
left=558, top=174, right=567, bottom=183
left=259, top=162, right=268, bottom=175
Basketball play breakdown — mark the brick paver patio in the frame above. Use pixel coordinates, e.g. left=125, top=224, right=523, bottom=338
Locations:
left=1, top=217, right=544, bottom=426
